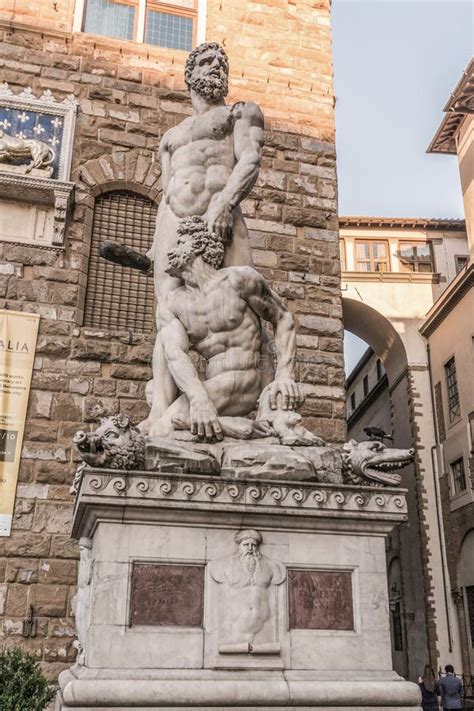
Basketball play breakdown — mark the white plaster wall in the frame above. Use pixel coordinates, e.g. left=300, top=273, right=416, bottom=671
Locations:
left=457, top=115, right=474, bottom=256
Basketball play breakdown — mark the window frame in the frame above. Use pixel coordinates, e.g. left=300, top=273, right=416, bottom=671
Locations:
left=450, top=457, right=467, bottom=497
left=363, top=374, right=369, bottom=398
left=376, top=359, right=383, bottom=381
left=398, top=240, right=434, bottom=273
left=354, top=239, right=390, bottom=273
left=339, top=239, right=346, bottom=271
left=444, top=355, right=461, bottom=423
left=455, top=254, right=469, bottom=274
left=145, top=1, right=197, bottom=49
left=80, top=0, right=198, bottom=50
left=350, top=392, right=356, bottom=412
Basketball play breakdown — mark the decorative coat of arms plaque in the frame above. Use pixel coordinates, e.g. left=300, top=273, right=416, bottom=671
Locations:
left=0, top=83, right=78, bottom=247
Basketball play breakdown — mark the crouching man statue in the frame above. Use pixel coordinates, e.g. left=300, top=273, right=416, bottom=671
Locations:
left=151, top=216, right=319, bottom=445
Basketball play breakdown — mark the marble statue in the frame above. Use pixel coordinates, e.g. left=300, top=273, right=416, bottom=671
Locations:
left=82, top=41, right=416, bottom=490
left=141, top=42, right=265, bottom=435
left=0, top=129, right=55, bottom=172
left=152, top=216, right=319, bottom=445
left=342, top=439, right=415, bottom=487
left=210, top=529, right=285, bottom=653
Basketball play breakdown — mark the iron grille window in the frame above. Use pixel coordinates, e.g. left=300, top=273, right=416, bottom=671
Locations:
left=445, top=356, right=460, bottom=422
left=84, top=190, right=157, bottom=333
left=451, top=457, right=467, bottom=496
left=466, top=585, right=474, bottom=647
left=350, top=392, right=356, bottom=412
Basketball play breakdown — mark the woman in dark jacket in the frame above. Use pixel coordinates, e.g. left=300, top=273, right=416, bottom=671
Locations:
left=419, top=665, right=440, bottom=711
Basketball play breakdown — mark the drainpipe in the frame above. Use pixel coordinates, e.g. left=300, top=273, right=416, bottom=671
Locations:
left=426, top=342, right=453, bottom=653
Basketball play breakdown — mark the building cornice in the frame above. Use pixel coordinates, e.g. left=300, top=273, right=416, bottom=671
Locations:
left=419, top=263, right=474, bottom=337
left=427, top=59, right=474, bottom=154
left=0, top=18, right=71, bottom=39
left=342, top=271, right=441, bottom=285
left=339, top=216, right=465, bottom=231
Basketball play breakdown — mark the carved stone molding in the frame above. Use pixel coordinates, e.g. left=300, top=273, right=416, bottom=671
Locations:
left=73, top=469, right=408, bottom=538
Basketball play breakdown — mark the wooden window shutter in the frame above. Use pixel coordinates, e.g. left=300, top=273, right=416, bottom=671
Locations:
left=84, top=190, right=157, bottom=332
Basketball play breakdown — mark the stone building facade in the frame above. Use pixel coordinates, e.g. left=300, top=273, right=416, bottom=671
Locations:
left=341, top=217, right=470, bottom=679
left=425, top=62, right=474, bottom=677
left=341, top=213, right=473, bottom=679
left=0, top=0, right=343, bottom=679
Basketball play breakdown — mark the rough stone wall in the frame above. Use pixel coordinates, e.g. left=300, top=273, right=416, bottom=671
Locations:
left=0, top=2, right=343, bottom=679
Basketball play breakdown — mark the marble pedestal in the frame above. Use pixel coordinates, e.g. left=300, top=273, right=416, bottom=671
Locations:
left=56, top=467, right=421, bottom=710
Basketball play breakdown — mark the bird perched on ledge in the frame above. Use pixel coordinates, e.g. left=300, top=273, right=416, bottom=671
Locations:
left=364, top=426, right=394, bottom=443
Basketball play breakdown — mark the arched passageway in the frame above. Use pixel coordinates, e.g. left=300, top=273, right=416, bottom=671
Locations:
left=343, top=298, right=407, bottom=385
left=342, top=295, right=455, bottom=680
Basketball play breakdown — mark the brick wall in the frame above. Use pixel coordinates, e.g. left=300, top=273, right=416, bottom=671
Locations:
left=0, top=1, right=343, bottom=679
left=0, top=0, right=334, bottom=139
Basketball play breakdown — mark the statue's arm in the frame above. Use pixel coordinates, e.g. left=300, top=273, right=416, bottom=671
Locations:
left=160, top=307, right=205, bottom=402
left=225, top=102, right=264, bottom=208
left=147, top=134, right=172, bottom=262
left=207, top=102, right=264, bottom=241
left=159, top=134, right=171, bottom=194
left=238, top=269, right=303, bottom=410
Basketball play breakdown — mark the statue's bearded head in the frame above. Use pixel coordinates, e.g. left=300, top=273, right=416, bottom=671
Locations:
left=166, top=216, right=225, bottom=276
left=184, top=42, right=229, bottom=102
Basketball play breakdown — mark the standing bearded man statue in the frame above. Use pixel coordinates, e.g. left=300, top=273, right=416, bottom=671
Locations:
left=141, top=42, right=265, bottom=436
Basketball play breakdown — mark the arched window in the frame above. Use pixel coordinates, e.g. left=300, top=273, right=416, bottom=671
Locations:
left=84, top=190, right=157, bottom=332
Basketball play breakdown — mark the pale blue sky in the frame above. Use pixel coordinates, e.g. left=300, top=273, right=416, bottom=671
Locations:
left=332, top=0, right=473, bottom=374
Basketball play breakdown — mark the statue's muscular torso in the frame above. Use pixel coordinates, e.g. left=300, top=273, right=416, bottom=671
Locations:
left=162, top=104, right=241, bottom=218
left=170, top=268, right=263, bottom=381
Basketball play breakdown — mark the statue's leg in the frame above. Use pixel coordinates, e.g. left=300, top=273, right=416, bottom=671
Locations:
left=139, top=204, right=182, bottom=434
left=150, top=369, right=263, bottom=440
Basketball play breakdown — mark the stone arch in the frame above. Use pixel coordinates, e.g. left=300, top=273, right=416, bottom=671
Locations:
left=342, top=297, right=408, bottom=385
left=73, top=149, right=162, bottom=202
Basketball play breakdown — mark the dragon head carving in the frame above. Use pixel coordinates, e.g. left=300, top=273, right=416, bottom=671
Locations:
left=342, top=439, right=414, bottom=487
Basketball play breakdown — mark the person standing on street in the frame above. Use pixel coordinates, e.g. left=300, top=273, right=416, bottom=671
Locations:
left=438, top=664, right=463, bottom=711
left=418, top=665, right=439, bottom=711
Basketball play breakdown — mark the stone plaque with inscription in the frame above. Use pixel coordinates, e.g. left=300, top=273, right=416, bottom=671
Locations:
left=288, top=569, right=354, bottom=630
left=130, top=563, right=204, bottom=627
